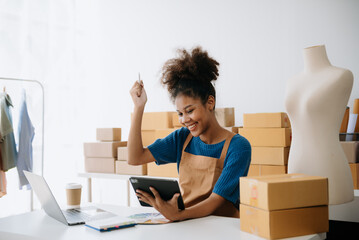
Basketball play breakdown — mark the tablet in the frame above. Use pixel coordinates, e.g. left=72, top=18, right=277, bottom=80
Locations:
left=129, top=176, right=185, bottom=210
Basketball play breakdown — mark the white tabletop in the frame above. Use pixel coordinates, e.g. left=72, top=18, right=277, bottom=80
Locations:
left=0, top=204, right=325, bottom=240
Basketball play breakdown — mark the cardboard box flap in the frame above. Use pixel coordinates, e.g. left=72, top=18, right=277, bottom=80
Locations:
left=243, top=112, right=291, bottom=128
left=244, top=173, right=326, bottom=183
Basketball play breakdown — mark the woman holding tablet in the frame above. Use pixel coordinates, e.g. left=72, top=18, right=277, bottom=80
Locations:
left=128, top=47, right=251, bottom=221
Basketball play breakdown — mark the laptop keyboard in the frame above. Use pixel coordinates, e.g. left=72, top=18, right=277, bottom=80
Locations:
left=63, top=209, right=92, bottom=223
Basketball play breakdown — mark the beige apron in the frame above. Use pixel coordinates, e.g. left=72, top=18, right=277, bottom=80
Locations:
left=179, top=132, right=239, bottom=218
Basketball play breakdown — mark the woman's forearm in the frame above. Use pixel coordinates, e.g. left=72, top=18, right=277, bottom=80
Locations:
left=128, top=106, right=145, bottom=165
left=177, top=193, right=225, bottom=221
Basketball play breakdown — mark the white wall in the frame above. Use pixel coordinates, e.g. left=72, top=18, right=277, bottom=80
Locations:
left=0, top=0, right=358, bottom=216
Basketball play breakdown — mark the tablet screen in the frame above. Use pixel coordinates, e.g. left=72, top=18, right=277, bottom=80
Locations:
left=129, top=177, right=185, bottom=210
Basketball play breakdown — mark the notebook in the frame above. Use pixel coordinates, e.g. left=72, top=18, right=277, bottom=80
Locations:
left=85, top=216, right=136, bottom=232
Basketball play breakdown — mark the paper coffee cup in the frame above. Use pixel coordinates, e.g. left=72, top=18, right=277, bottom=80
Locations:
left=66, top=183, right=82, bottom=206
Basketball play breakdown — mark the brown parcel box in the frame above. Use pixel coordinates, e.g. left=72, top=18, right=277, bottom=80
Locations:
left=96, top=128, right=121, bottom=141
left=240, top=174, right=328, bottom=211
left=141, top=130, right=156, bottom=147
left=117, top=147, right=128, bottom=161
left=140, top=112, right=175, bottom=130
left=340, top=106, right=350, bottom=133
left=141, top=128, right=177, bottom=147
left=215, top=108, right=235, bottom=127
left=223, top=126, right=239, bottom=133
left=243, top=112, right=291, bottom=128
left=239, top=128, right=291, bottom=147
left=115, top=161, right=147, bottom=175
left=172, top=113, right=182, bottom=127
left=240, top=204, right=329, bottom=240
left=85, top=157, right=116, bottom=173
left=341, top=141, right=359, bottom=163
left=247, top=165, right=287, bottom=177
left=349, top=163, right=359, bottom=189
left=147, top=162, right=178, bottom=178
left=251, top=147, right=289, bottom=165
left=84, top=141, right=127, bottom=158
left=155, top=128, right=177, bottom=139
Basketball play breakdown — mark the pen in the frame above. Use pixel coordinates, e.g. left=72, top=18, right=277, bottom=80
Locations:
left=137, top=72, right=142, bottom=97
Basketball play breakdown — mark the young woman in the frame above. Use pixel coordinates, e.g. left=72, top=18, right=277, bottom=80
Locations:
left=128, top=47, right=251, bottom=221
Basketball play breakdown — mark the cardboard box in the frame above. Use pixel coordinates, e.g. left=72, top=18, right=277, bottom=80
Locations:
left=240, top=204, right=329, bottom=239
left=243, top=112, right=291, bottom=128
left=172, top=113, right=182, bottom=127
left=85, top=157, right=116, bottom=173
left=141, top=130, right=156, bottom=146
left=340, top=107, right=350, bottom=133
left=215, top=108, right=235, bottom=127
left=354, top=99, right=359, bottom=132
left=349, top=163, right=359, bottom=189
left=251, top=147, right=289, bottom=165
left=247, top=165, right=287, bottom=177
left=240, top=174, right=328, bottom=211
left=96, top=128, right=121, bottom=141
left=115, top=161, right=147, bottom=175
left=155, top=128, right=177, bottom=139
left=341, top=141, right=359, bottom=163
left=223, top=126, right=239, bottom=133
left=139, top=112, right=175, bottom=130
left=117, top=147, right=128, bottom=161
left=239, top=128, right=291, bottom=147
left=84, top=141, right=127, bottom=157
left=141, top=128, right=178, bottom=147
left=147, top=162, right=178, bottom=178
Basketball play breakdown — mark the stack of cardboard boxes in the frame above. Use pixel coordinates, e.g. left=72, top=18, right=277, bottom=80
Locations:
left=340, top=98, right=359, bottom=189
left=341, top=141, right=359, bottom=189
left=84, top=128, right=126, bottom=173
left=239, top=113, right=291, bottom=176
left=240, top=174, right=329, bottom=239
left=141, top=112, right=179, bottom=178
left=116, top=146, right=147, bottom=175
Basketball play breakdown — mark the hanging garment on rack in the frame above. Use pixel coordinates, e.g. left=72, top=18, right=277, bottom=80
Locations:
left=16, top=90, right=35, bottom=190
left=0, top=92, right=18, bottom=171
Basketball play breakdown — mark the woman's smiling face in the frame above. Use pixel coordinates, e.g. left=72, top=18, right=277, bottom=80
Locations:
left=175, top=94, right=214, bottom=137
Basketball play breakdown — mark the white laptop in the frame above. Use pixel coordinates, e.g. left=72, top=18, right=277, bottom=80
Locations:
left=24, top=171, right=116, bottom=226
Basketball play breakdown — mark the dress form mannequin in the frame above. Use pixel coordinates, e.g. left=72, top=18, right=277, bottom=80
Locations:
left=285, top=45, right=354, bottom=205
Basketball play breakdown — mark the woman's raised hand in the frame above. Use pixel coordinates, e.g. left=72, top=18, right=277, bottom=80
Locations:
left=130, top=80, right=147, bottom=108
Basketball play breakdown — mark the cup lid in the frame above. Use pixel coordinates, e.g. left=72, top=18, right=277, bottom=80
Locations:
left=66, top=183, right=82, bottom=189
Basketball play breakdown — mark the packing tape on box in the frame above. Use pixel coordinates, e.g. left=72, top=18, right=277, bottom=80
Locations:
left=249, top=180, right=258, bottom=207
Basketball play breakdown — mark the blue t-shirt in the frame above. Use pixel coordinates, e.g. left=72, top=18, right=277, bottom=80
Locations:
left=148, top=127, right=251, bottom=207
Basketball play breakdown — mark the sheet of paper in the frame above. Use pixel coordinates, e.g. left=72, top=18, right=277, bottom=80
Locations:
left=127, top=212, right=170, bottom=224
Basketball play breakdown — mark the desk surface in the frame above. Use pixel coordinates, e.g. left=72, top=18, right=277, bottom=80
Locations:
left=0, top=204, right=325, bottom=240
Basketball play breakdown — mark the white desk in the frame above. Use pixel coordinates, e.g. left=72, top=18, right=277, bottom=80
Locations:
left=78, top=172, right=133, bottom=205
left=0, top=204, right=326, bottom=240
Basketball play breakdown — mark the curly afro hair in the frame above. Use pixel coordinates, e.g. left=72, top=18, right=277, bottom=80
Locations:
left=160, top=46, right=219, bottom=106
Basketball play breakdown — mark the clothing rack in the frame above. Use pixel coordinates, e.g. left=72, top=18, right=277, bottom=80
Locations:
left=0, top=77, right=45, bottom=210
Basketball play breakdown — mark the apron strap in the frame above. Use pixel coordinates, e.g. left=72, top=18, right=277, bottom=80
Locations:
left=182, top=132, right=193, bottom=155
left=218, top=132, right=236, bottom=167
left=182, top=131, right=235, bottom=164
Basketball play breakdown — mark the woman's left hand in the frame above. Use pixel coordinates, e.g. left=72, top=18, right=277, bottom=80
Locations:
left=136, top=187, right=182, bottom=221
